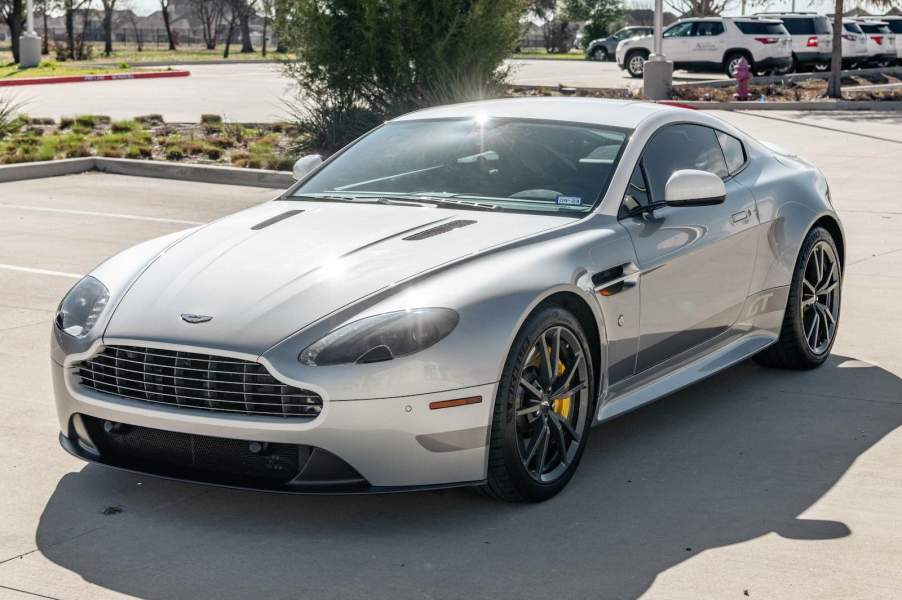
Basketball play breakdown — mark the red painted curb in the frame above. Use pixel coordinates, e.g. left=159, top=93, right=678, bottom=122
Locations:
left=0, top=70, right=190, bottom=87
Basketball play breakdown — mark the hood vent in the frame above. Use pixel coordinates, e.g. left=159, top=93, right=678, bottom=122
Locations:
left=403, top=220, right=477, bottom=241
left=251, top=210, right=305, bottom=231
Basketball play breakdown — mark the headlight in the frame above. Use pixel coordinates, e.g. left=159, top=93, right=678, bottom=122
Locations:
left=299, top=308, right=459, bottom=366
left=55, top=276, right=110, bottom=339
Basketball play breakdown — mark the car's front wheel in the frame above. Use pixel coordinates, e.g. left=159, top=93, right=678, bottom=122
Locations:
left=481, top=306, right=595, bottom=502
left=591, top=47, right=608, bottom=61
left=754, top=227, right=842, bottom=369
left=625, top=50, right=647, bottom=78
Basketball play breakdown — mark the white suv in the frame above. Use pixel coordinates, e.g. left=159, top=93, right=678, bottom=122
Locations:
left=854, top=19, right=897, bottom=67
left=616, top=17, right=792, bottom=79
left=756, top=13, right=832, bottom=72
left=883, top=16, right=902, bottom=63
left=841, top=21, right=869, bottom=69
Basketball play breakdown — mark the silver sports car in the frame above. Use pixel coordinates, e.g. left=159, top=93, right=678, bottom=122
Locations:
left=52, top=98, right=844, bottom=502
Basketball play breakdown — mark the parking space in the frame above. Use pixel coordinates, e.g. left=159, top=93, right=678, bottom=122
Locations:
left=0, top=114, right=900, bottom=600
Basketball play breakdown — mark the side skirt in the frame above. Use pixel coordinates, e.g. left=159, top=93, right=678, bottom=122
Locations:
left=595, top=286, right=789, bottom=423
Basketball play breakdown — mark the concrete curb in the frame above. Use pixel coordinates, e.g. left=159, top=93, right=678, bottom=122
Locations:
left=0, top=70, right=190, bottom=87
left=0, top=157, right=293, bottom=188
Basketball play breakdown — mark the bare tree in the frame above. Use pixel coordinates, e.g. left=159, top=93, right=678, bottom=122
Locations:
left=61, top=0, right=91, bottom=60
left=239, top=0, right=256, bottom=53
left=101, top=0, right=119, bottom=55
left=259, top=0, right=273, bottom=55
left=664, top=0, right=731, bottom=17
left=160, top=0, right=177, bottom=50
left=223, top=0, right=255, bottom=57
left=0, top=0, right=24, bottom=62
left=193, top=0, right=225, bottom=50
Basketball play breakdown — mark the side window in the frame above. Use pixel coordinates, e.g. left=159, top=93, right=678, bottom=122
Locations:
left=641, top=124, right=729, bottom=201
left=716, top=131, right=746, bottom=174
left=693, top=22, right=725, bottom=36
left=664, top=22, right=694, bottom=37
left=620, top=163, right=651, bottom=218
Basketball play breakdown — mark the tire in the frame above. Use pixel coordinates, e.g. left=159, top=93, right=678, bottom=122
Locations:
left=625, top=50, right=647, bottom=78
left=590, top=47, right=608, bottom=61
left=754, top=227, right=842, bottom=370
left=813, top=61, right=830, bottom=72
left=480, top=306, right=596, bottom=502
left=724, top=51, right=752, bottom=77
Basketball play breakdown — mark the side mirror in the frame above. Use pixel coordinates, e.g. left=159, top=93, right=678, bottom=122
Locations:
left=292, top=154, right=323, bottom=180
left=664, top=169, right=726, bottom=207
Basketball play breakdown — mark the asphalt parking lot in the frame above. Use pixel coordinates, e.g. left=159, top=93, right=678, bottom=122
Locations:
left=0, top=110, right=900, bottom=600
left=4, top=60, right=724, bottom=123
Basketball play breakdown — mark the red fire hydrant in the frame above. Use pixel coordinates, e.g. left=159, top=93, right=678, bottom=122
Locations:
left=734, top=57, right=751, bottom=101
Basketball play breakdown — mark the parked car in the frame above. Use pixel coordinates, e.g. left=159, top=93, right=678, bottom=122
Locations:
left=879, top=16, right=902, bottom=63
left=855, top=19, right=897, bottom=67
left=52, top=98, right=844, bottom=502
left=616, top=17, right=792, bottom=78
left=756, top=12, right=832, bottom=72
left=586, top=26, right=653, bottom=61
left=841, top=21, right=869, bottom=69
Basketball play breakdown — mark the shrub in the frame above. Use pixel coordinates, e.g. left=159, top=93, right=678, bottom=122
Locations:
left=200, top=114, right=223, bottom=125
left=111, top=120, right=140, bottom=133
left=74, top=115, right=98, bottom=129
left=279, top=0, right=522, bottom=153
left=135, top=114, right=164, bottom=126
left=164, top=145, right=185, bottom=160
left=0, top=96, right=23, bottom=139
left=59, top=117, right=75, bottom=129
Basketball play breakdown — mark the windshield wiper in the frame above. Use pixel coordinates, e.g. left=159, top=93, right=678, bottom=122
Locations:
left=290, top=194, right=433, bottom=208
left=405, top=195, right=500, bottom=212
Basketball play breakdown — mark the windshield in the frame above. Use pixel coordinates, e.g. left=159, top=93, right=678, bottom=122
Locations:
left=292, top=118, right=630, bottom=214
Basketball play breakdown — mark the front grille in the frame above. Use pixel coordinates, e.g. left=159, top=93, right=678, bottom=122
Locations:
left=75, top=345, right=322, bottom=418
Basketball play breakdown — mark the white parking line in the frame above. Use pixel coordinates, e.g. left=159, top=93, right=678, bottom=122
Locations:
left=0, top=204, right=204, bottom=225
left=0, top=264, right=82, bottom=279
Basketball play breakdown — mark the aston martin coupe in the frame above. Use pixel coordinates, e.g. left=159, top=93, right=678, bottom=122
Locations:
left=52, top=98, right=844, bottom=502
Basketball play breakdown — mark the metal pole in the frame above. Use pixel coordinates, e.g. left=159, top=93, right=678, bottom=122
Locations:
left=653, top=0, right=663, bottom=57
left=26, top=0, right=35, bottom=35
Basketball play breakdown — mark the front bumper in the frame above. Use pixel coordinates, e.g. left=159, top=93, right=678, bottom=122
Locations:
left=53, top=358, right=497, bottom=492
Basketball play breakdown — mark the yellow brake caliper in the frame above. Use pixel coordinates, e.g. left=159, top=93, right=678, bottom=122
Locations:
left=552, top=359, right=571, bottom=419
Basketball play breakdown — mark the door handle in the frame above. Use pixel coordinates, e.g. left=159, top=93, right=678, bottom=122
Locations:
left=731, top=209, right=751, bottom=224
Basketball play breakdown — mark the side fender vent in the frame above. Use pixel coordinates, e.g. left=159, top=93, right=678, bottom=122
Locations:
left=403, top=220, right=477, bottom=241
left=251, top=210, right=305, bottom=230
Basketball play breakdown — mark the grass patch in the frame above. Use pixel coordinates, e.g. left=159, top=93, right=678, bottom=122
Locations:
left=0, top=60, right=167, bottom=80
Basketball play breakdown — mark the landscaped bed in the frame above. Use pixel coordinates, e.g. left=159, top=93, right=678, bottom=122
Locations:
left=0, top=113, right=298, bottom=170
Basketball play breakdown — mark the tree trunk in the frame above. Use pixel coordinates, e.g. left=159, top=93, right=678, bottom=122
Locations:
left=261, top=16, right=267, bottom=57
left=42, top=8, right=49, bottom=54
left=66, top=8, right=75, bottom=60
left=827, top=0, right=843, bottom=99
left=223, top=19, right=236, bottom=58
left=161, top=5, right=177, bottom=50
left=240, top=11, right=253, bottom=53
left=103, top=6, right=113, bottom=56
left=9, top=0, right=23, bottom=63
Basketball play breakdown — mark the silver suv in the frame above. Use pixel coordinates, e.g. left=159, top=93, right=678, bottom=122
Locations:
left=616, top=17, right=792, bottom=78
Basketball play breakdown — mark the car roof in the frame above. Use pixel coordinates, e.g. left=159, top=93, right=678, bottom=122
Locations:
left=392, top=98, right=681, bottom=130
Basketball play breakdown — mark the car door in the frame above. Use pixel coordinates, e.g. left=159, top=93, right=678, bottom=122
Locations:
left=618, top=124, right=759, bottom=374
left=663, top=21, right=695, bottom=62
left=688, top=21, right=726, bottom=65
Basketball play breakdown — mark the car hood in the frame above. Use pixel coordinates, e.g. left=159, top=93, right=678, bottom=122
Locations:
left=104, top=199, right=569, bottom=355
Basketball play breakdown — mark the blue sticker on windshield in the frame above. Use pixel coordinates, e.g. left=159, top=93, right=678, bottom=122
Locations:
left=556, top=196, right=582, bottom=206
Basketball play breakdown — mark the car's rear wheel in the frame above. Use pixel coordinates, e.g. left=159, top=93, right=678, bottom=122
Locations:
left=591, top=47, right=608, bottom=61
left=754, top=227, right=842, bottom=370
left=625, top=50, right=647, bottom=77
left=724, top=51, right=752, bottom=77
left=481, top=306, right=595, bottom=502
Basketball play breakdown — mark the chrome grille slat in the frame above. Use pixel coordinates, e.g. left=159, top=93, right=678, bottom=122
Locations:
left=77, top=366, right=313, bottom=391
left=76, top=374, right=317, bottom=402
left=75, top=345, right=322, bottom=419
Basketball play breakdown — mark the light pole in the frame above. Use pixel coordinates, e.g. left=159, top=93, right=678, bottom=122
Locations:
left=642, top=0, right=673, bottom=100
left=18, top=0, right=42, bottom=68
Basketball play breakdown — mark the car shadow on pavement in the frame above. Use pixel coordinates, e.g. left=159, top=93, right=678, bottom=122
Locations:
left=34, top=354, right=902, bottom=600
